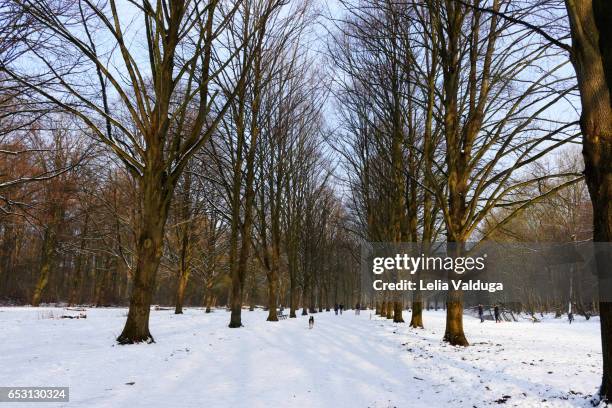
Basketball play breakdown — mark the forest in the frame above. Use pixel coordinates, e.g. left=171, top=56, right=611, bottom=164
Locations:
left=0, top=0, right=611, bottom=406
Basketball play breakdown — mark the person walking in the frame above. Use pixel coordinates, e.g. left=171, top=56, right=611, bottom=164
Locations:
left=339, top=304, right=343, bottom=315
left=478, top=304, right=484, bottom=323
left=334, top=303, right=338, bottom=315
left=355, top=303, right=360, bottom=315
left=494, top=304, right=501, bottom=323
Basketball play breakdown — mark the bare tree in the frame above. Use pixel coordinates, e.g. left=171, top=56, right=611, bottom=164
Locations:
left=563, top=0, right=612, bottom=401
left=3, top=0, right=281, bottom=343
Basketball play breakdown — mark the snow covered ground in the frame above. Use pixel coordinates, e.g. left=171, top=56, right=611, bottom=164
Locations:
left=0, top=307, right=603, bottom=407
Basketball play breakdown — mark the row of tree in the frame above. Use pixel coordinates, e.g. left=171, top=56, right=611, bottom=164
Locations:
left=1, top=0, right=611, bottom=402
left=0, top=0, right=362, bottom=341
left=327, top=0, right=611, bottom=401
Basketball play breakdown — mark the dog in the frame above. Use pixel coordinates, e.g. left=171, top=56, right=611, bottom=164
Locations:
left=308, top=316, right=314, bottom=329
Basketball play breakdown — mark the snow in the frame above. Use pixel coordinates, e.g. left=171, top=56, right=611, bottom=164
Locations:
left=0, top=307, right=604, bottom=407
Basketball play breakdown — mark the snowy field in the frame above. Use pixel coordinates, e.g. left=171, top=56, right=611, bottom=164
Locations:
left=0, top=307, right=603, bottom=407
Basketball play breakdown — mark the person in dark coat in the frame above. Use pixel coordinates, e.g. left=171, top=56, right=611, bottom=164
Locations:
left=494, top=304, right=501, bottom=323
left=334, top=303, right=338, bottom=315
left=478, top=304, right=484, bottom=323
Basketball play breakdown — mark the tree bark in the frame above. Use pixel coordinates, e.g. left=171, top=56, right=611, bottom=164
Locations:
left=32, top=203, right=62, bottom=307
left=229, top=214, right=253, bottom=327
left=69, top=213, right=88, bottom=307
left=203, top=280, right=214, bottom=313
left=117, top=170, right=171, bottom=344
left=410, top=290, right=424, bottom=328
left=174, top=171, right=193, bottom=315
left=174, top=265, right=190, bottom=314
left=385, top=300, right=393, bottom=319
left=0, top=220, right=16, bottom=299
left=301, top=276, right=309, bottom=315
left=393, top=301, right=404, bottom=323
left=289, top=272, right=297, bottom=318
left=565, top=0, right=612, bottom=400
left=443, top=290, right=469, bottom=346
left=32, top=225, right=56, bottom=307
left=266, top=268, right=278, bottom=321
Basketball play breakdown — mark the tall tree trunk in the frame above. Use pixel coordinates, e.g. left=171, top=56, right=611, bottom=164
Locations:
left=320, top=283, right=324, bottom=312
left=228, top=215, right=242, bottom=323
left=0, top=221, right=17, bottom=298
left=309, top=283, right=317, bottom=314
left=248, top=269, right=257, bottom=311
left=32, top=225, right=56, bottom=307
left=443, top=290, right=468, bottom=346
left=565, top=0, right=612, bottom=400
left=69, top=214, right=88, bottom=307
left=0, top=225, right=7, bottom=292
left=289, top=270, right=297, bottom=318
left=229, top=230, right=253, bottom=326
left=410, top=289, right=424, bottom=328
left=174, top=231, right=192, bottom=315
left=266, top=268, right=278, bottom=321
left=229, top=216, right=253, bottom=327
left=385, top=299, right=393, bottom=319
left=95, top=256, right=112, bottom=307
left=393, top=301, right=404, bottom=323
left=174, top=265, right=190, bottom=314
left=203, top=280, right=214, bottom=313
left=585, top=55, right=612, bottom=404
left=117, top=171, right=171, bottom=344
left=174, top=171, right=193, bottom=315
left=301, top=284, right=308, bottom=315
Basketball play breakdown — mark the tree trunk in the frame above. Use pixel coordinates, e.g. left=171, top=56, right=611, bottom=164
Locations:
left=581, top=71, right=612, bottom=403
left=393, top=301, right=404, bottom=323
left=32, top=224, right=57, bottom=307
left=0, top=221, right=16, bottom=298
left=289, top=273, right=297, bottom=318
left=309, top=286, right=316, bottom=314
left=68, top=216, right=87, bottom=307
left=95, top=256, right=113, bottom=307
left=117, top=171, right=171, bottom=344
left=228, top=153, right=257, bottom=327
left=410, top=291, right=424, bottom=328
left=117, top=226, right=164, bottom=343
left=410, top=264, right=425, bottom=328
left=565, top=0, right=612, bottom=400
left=443, top=290, right=469, bottom=346
left=174, top=265, right=190, bottom=314
left=266, top=268, right=278, bottom=321
left=229, top=249, right=249, bottom=327
left=174, top=172, right=193, bottom=315
left=203, top=280, right=214, bottom=313
left=385, top=300, right=393, bottom=319
left=301, top=278, right=309, bottom=315
left=229, top=268, right=245, bottom=325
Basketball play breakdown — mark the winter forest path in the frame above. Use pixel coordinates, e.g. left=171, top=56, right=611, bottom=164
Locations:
left=0, top=307, right=602, bottom=407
